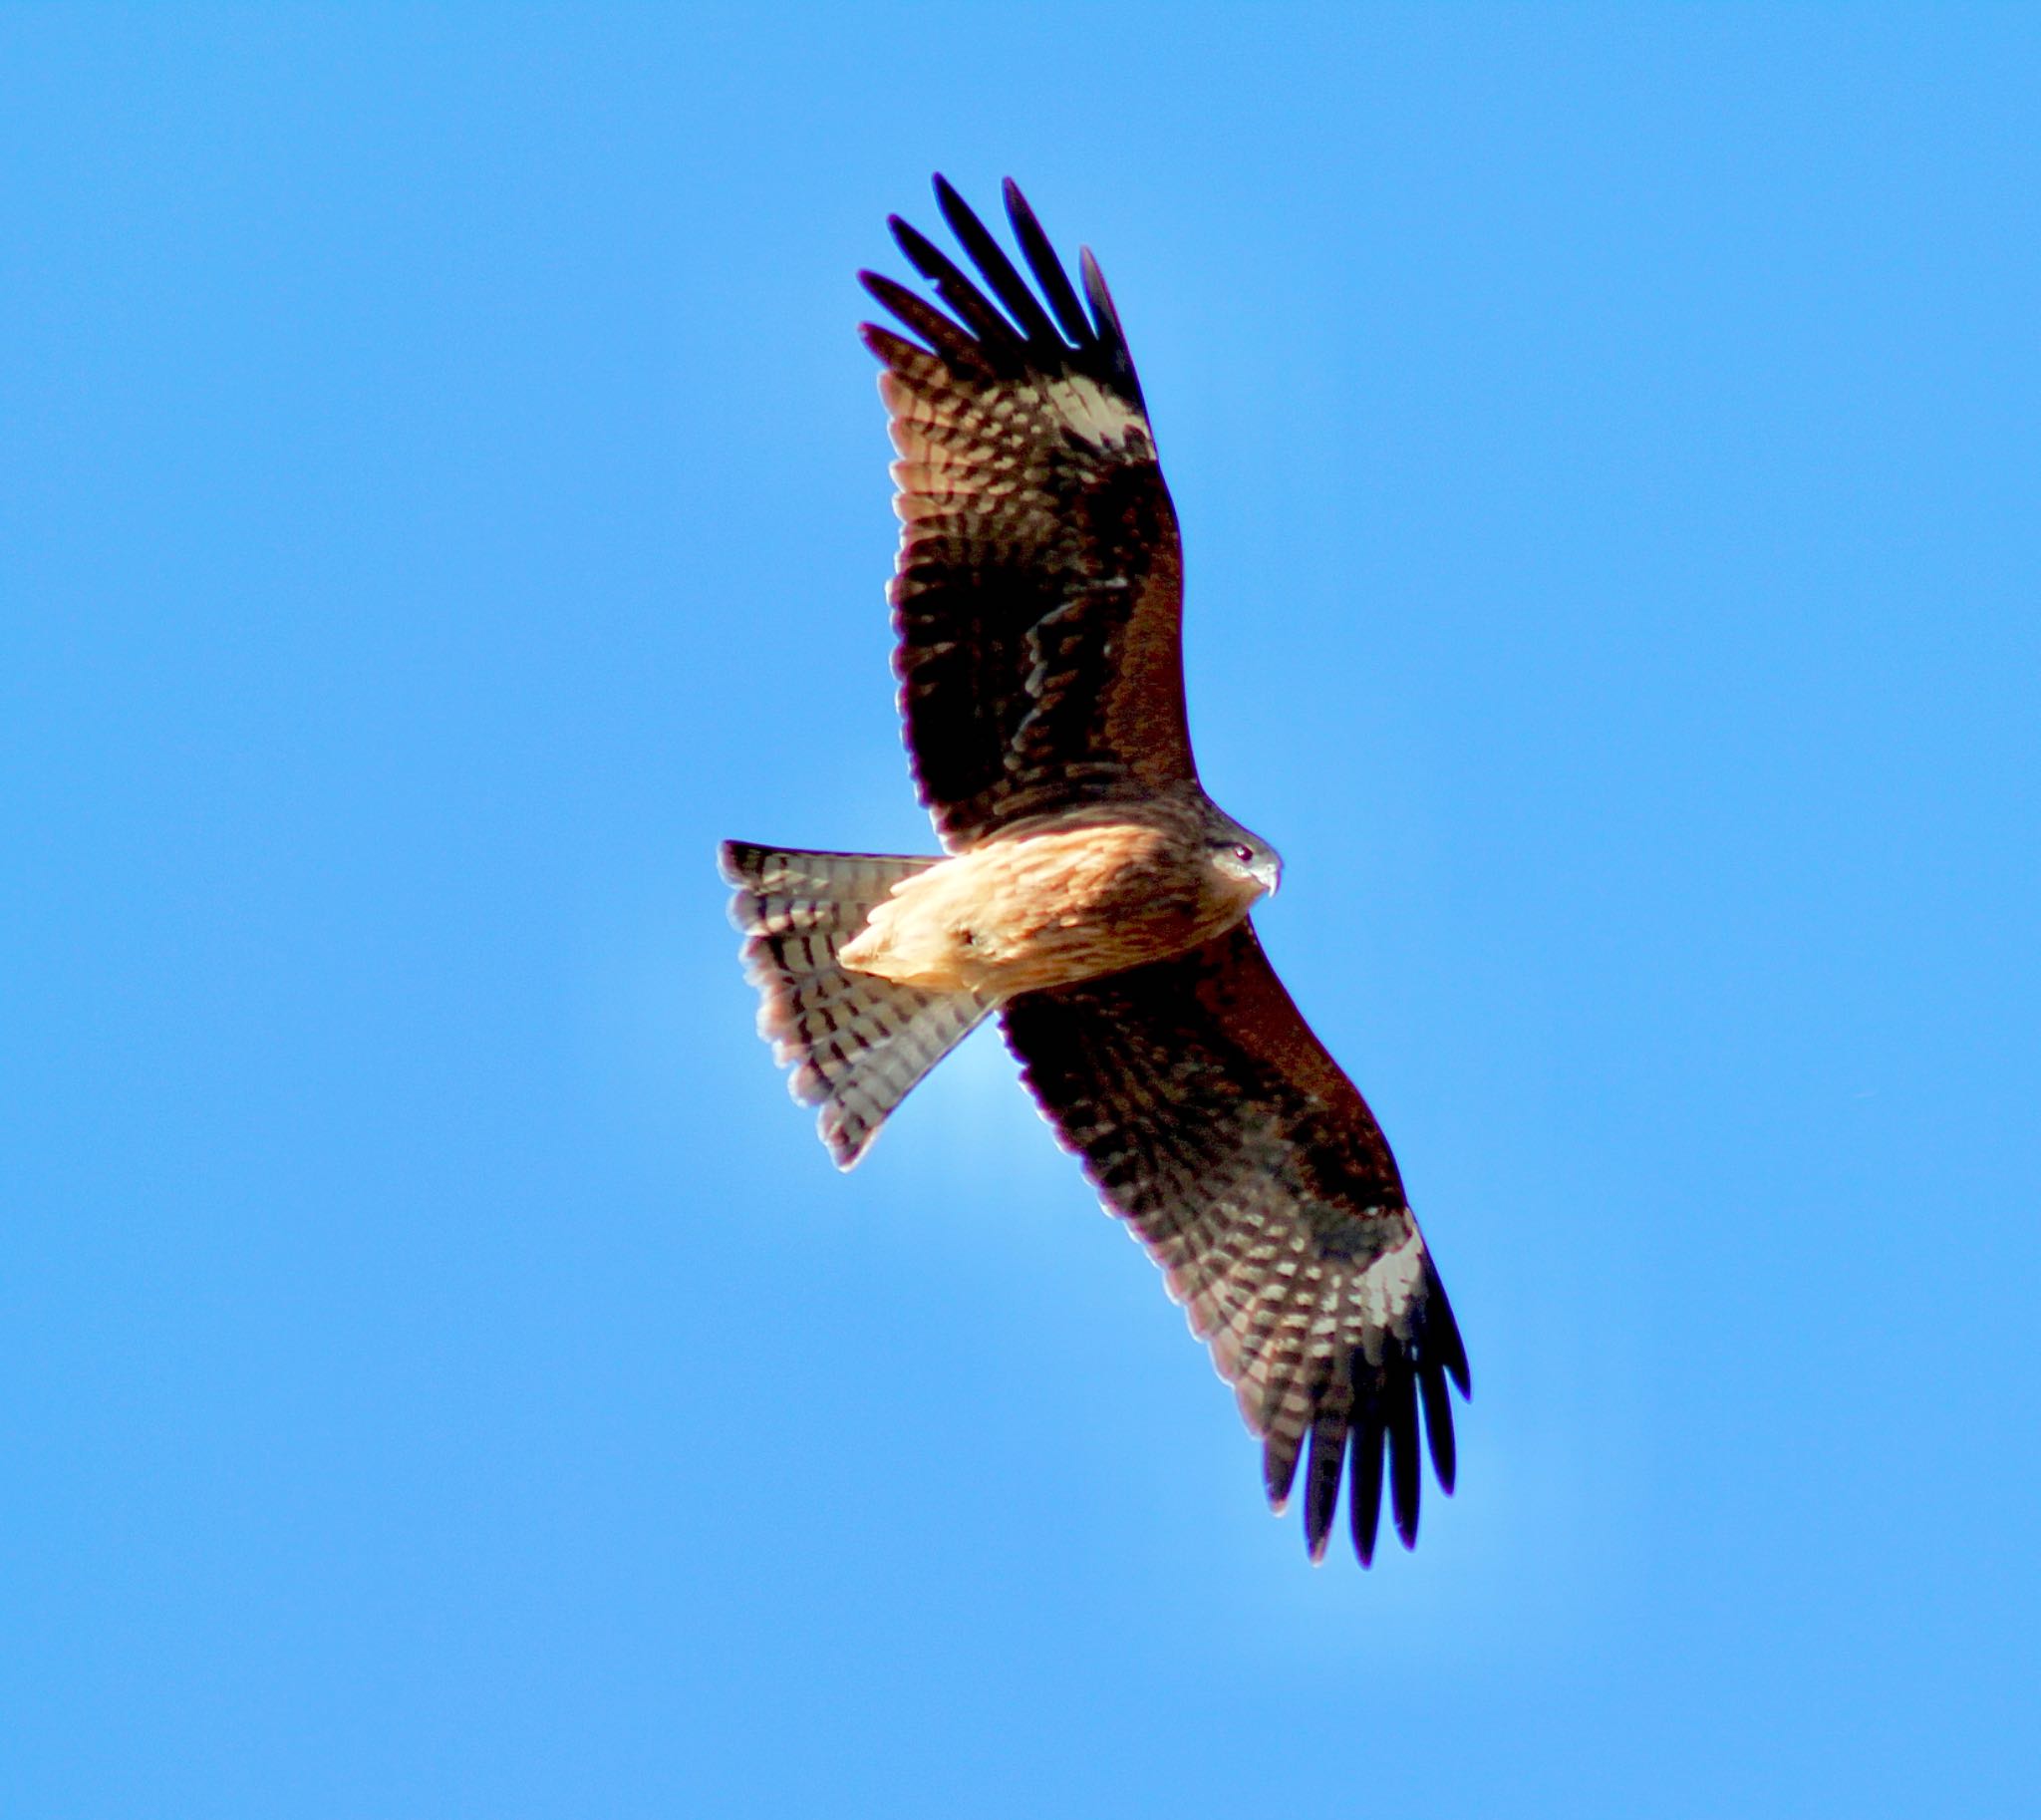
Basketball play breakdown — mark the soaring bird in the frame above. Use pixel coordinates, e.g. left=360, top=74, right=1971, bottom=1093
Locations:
left=720, top=178, right=1467, bottom=1564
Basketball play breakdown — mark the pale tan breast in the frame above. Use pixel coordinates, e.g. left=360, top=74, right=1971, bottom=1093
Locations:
left=839, top=812, right=1252, bottom=995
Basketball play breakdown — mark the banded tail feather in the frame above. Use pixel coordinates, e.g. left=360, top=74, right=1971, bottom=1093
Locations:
left=719, top=841, right=993, bottom=1167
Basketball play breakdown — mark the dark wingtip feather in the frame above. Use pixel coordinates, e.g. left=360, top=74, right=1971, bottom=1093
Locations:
left=856, top=320, right=913, bottom=367
left=887, top=213, right=946, bottom=278
left=1427, top=1264, right=1472, bottom=1397
left=929, top=173, right=971, bottom=245
left=857, top=269, right=984, bottom=367
left=1002, top=177, right=1092, bottom=345
left=1264, top=1431, right=1303, bottom=1515
left=1302, top=1415, right=1345, bottom=1563
left=1077, top=245, right=1144, bottom=403
left=1388, top=1364, right=1422, bottom=1550
left=933, top=172, right=1062, bottom=347
left=1420, top=1360, right=1458, bottom=1495
left=1446, top=1341, right=1472, bottom=1399
left=1348, top=1383, right=1386, bottom=1568
left=1077, top=247, right=1124, bottom=348
left=888, top=211, right=1018, bottom=349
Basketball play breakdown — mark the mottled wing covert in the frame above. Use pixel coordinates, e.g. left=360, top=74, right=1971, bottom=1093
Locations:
left=860, top=177, right=1195, bottom=848
left=1001, top=922, right=1470, bottom=1564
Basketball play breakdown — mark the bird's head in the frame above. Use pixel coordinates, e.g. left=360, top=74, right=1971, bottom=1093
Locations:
left=1205, top=814, right=1283, bottom=904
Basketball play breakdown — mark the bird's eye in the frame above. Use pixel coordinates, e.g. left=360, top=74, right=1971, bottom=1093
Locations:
left=1232, top=844, right=1254, bottom=864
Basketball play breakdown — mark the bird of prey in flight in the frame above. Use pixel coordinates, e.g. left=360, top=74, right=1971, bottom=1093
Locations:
left=721, top=177, right=1468, bottom=1565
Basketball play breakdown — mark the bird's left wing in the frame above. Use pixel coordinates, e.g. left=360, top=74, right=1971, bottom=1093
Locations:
left=1001, top=921, right=1469, bottom=1564
left=860, top=177, right=1196, bottom=849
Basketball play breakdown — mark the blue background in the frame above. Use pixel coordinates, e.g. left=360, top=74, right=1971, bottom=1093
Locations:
left=7, top=6, right=2038, bottom=1814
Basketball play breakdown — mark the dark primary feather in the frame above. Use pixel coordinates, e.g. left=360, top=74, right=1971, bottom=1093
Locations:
left=1420, top=1353, right=1459, bottom=1493
left=858, top=271, right=988, bottom=371
left=1003, top=177, right=1094, bottom=348
left=1002, top=920, right=1468, bottom=1564
left=888, top=214, right=1021, bottom=352
left=860, top=175, right=1193, bottom=847
left=1386, top=1365, right=1421, bottom=1548
left=932, top=175, right=1062, bottom=346
left=1303, top=1396, right=1350, bottom=1563
left=1076, top=247, right=1140, bottom=392
left=1349, top=1376, right=1387, bottom=1566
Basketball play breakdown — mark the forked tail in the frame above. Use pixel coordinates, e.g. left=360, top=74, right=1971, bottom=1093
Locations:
left=719, top=841, right=993, bottom=1167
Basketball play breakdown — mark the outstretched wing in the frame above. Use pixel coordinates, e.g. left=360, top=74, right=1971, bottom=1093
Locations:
left=1001, top=921, right=1470, bottom=1565
left=860, top=176, right=1195, bottom=849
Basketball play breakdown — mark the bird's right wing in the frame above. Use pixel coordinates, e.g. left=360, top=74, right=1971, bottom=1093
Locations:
left=860, top=177, right=1197, bottom=848
left=1001, top=920, right=1468, bottom=1564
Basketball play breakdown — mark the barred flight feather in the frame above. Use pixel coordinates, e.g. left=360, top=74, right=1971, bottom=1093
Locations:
left=1002, top=919, right=1468, bottom=1565
left=857, top=179, right=1194, bottom=846
left=720, top=841, right=992, bottom=1167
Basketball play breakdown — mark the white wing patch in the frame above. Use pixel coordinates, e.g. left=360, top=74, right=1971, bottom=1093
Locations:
left=1351, top=1236, right=1428, bottom=1349
left=1043, top=373, right=1146, bottom=450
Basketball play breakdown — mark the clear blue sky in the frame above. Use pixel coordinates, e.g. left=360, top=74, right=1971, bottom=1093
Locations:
left=7, top=6, right=2038, bottom=1815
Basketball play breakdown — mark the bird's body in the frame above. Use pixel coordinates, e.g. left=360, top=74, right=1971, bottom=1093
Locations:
left=840, top=791, right=1272, bottom=996
left=720, top=178, right=1470, bottom=1565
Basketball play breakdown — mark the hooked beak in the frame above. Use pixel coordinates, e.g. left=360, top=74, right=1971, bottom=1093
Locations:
left=1254, top=854, right=1283, bottom=897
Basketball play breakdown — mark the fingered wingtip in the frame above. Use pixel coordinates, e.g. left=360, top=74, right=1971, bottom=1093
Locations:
left=1077, top=245, right=1116, bottom=327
